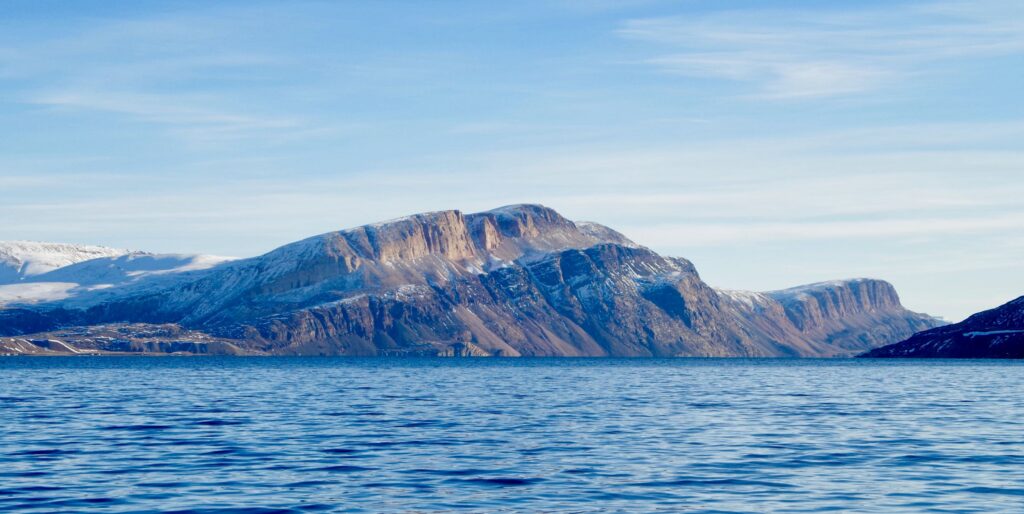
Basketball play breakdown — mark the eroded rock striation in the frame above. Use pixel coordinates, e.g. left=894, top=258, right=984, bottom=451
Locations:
left=0, top=204, right=942, bottom=356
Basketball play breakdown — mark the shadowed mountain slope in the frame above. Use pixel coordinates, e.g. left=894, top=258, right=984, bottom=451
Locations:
left=862, top=296, right=1024, bottom=358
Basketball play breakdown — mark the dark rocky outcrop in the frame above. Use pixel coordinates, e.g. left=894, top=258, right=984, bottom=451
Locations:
left=0, top=204, right=942, bottom=356
left=862, top=297, right=1024, bottom=358
left=0, top=323, right=251, bottom=356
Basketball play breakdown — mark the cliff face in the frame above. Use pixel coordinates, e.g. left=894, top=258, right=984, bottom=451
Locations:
left=712, top=279, right=940, bottom=357
left=769, top=279, right=902, bottom=330
left=862, top=297, right=1024, bottom=358
left=0, top=204, right=943, bottom=356
left=762, top=280, right=940, bottom=354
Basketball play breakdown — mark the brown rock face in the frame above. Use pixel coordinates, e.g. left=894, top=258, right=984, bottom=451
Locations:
left=350, top=210, right=478, bottom=264
left=770, top=280, right=902, bottom=330
left=0, top=204, right=943, bottom=356
left=752, top=279, right=940, bottom=355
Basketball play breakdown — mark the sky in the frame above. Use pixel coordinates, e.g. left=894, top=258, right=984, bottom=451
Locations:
left=1, top=0, right=1022, bottom=322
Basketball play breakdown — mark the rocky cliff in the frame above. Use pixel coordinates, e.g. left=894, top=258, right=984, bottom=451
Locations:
left=862, top=296, right=1024, bottom=358
left=0, top=204, right=942, bottom=356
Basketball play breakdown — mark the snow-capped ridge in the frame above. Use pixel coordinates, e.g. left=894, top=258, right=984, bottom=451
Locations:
left=717, top=288, right=774, bottom=309
left=575, top=221, right=639, bottom=248
left=36, top=252, right=237, bottom=286
left=0, top=241, right=130, bottom=284
left=768, top=277, right=880, bottom=296
left=0, top=244, right=237, bottom=308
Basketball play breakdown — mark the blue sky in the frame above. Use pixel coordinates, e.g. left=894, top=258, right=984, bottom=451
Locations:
left=1, top=0, right=1022, bottom=321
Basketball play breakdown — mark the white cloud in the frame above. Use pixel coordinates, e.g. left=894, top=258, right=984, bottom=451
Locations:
left=4, top=124, right=1021, bottom=252
left=34, top=90, right=298, bottom=128
left=618, top=0, right=1024, bottom=98
left=625, top=214, right=1024, bottom=247
left=2, top=4, right=330, bottom=147
left=648, top=55, right=892, bottom=99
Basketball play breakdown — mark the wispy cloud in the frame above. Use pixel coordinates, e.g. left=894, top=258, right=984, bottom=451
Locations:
left=2, top=4, right=327, bottom=146
left=32, top=90, right=302, bottom=134
left=1, top=1, right=1020, bottom=321
left=626, top=214, right=1024, bottom=247
left=618, top=0, right=1024, bottom=98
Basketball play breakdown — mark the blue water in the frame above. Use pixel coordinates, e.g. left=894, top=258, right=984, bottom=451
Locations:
left=1, top=358, right=1022, bottom=513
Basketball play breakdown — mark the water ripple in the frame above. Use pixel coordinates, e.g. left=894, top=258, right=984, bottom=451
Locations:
left=1, top=357, right=1022, bottom=512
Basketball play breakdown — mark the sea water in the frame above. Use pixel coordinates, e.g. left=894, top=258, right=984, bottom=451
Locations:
left=1, top=357, right=1022, bottom=512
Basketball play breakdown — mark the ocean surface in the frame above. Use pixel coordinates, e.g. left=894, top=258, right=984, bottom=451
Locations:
left=1, top=358, right=1022, bottom=513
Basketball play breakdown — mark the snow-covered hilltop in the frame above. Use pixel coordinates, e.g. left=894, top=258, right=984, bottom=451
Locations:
left=0, top=204, right=943, bottom=356
left=0, top=242, right=235, bottom=308
left=0, top=241, right=129, bottom=284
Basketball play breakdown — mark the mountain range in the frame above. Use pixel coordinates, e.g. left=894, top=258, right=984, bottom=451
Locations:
left=0, top=204, right=943, bottom=356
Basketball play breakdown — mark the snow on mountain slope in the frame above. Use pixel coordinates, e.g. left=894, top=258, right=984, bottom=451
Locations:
left=0, top=282, right=80, bottom=306
left=36, top=252, right=235, bottom=286
left=575, top=221, right=639, bottom=248
left=0, top=241, right=129, bottom=284
left=0, top=245, right=236, bottom=307
left=716, top=289, right=774, bottom=309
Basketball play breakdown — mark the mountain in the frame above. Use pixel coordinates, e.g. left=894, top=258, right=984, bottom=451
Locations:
left=0, top=204, right=942, bottom=356
left=861, top=296, right=1024, bottom=358
left=0, top=241, right=129, bottom=284
left=0, top=246, right=234, bottom=309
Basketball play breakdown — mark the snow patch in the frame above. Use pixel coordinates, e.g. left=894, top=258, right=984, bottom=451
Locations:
left=965, top=330, right=1024, bottom=337
left=718, top=289, right=772, bottom=309
left=0, top=282, right=78, bottom=305
left=0, top=241, right=129, bottom=283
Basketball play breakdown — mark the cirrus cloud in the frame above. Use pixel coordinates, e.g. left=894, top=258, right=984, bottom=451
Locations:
left=618, top=0, right=1024, bottom=98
